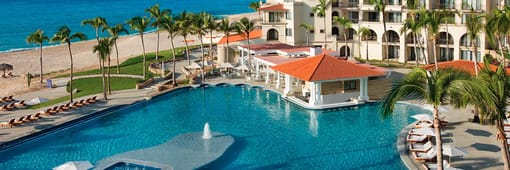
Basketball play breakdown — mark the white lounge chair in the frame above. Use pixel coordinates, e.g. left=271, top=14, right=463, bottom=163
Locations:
left=410, top=141, right=433, bottom=152
left=415, top=121, right=433, bottom=128
left=407, top=134, right=427, bottom=143
left=423, top=160, right=463, bottom=170
left=413, top=148, right=436, bottom=161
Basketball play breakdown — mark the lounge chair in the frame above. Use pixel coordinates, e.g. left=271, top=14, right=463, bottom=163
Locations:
left=409, top=141, right=433, bottom=152
left=62, top=103, right=71, bottom=110
left=0, top=118, right=17, bottom=128
left=29, top=113, right=41, bottom=121
left=407, top=133, right=428, bottom=143
left=413, top=148, right=437, bottom=162
left=78, top=99, right=87, bottom=106
left=86, top=96, right=97, bottom=104
left=415, top=121, right=433, bottom=128
left=4, top=95, right=14, bottom=102
left=71, top=101, right=82, bottom=109
left=38, top=108, right=53, bottom=117
left=13, top=116, right=25, bottom=125
left=0, top=104, right=11, bottom=111
left=22, top=115, right=33, bottom=123
left=14, top=100, right=26, bottom=107
left=422, top=160, right=463, bottom=170
left=57, top=105, right=68, bottom=113
left=49, top=106, right=60, bottom=114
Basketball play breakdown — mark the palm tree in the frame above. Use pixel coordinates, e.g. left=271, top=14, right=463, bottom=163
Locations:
left=471, top=57, right=510, bottom=169
left=218, top=17, right=234, bottom=63
left=146, top=4, right=171, bottom=60
left=235, top=17, right=256, bottom=71
left=191, top=12, right=209, bottom=82
left=82, top=17, right=108, bottom=70
left=204, top=13, right=217, bottom=68
left=103, top=23, right=129, bottom=74
left=441, top=9, right=459, bottom=62
left=93, top=38, right=113, bottom=100
left=50, top=26, right=87, bottom=103
left=332, top=16, right=352, bottom=58
left=249, top=1, right=261, bottom=19
left=161, top=14, right=179, bottom=86
left=26, top=29, right=49, bottom=84
left=127, top=16, right=151, bottom=79
left=400, top=17, right=422, bottom=67
left=312, top=0, right=333, bottom=48
left=380, top=68, right=477, bottom=170
left=486, top=7, right=510, bottom=64
left=177, top=11, right=193, bottom=65
left=422, top=10, right=444, bottom=70
left=358, top=27, right=371, bottom=63
left=465, top=9, right=484, bottom=76
left=369, top=0, right=389, bottom=66
left=299, top=23, right=314, bottom=46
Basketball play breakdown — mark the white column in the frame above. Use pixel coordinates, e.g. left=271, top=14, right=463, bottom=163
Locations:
left=265, top=66, right=270, bottom=84
left=284, top=74, right=291, bottom=96
left=276, top=72, right=281, bottom=89
left=358, top=78, right=369, bottom=101
left=316, top=82, right=322, bottom=105
left=241, top=49, right=245, bottom=66
left=255, top=60, right=260, bottom=80
left=309, top=82, right=316, bottom=105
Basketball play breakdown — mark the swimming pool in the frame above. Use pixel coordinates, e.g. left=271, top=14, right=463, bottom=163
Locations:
left=0, top=84, right=427, bottom=169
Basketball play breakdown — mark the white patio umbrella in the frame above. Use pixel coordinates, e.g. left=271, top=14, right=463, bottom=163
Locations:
left=218, top=62, right=234, bottom=69
left=443, top=145, right=468, bottom=163
left=411, top=114, right=433, bottom=121
left=26, top=97, right=48, bottom=105
left=234, top=65, right=249, bottom=71
left=53, top=161, right=93, bottom=170
left=412, top=127, right=436, bottom=136
left=186, top=63, right=202, bottom=70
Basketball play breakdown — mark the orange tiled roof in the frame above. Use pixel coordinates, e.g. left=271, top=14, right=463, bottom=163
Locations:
left=217, top=30, right=262, bottom=45
left=271, top=54, right=385, bottom=81
left=422, top=60, right=510, bottom=76
left=258, top=4, right=288, bottom=11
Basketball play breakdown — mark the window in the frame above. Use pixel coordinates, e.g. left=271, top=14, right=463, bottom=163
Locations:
left=344, top=80, right=356, bottom=90
left=349, top=12, right=359, bottom=23
left=286, top=28, right=292, bottom=36
left=368, top=12, right=379, bottom=22
left=320, top=29, right=324, bottom=33
left=462, top=0, right=481, bottom=10
left=461, top=14, right=468, bottom=24
left=387, top=12, right=401, bottom=23
left=310, top=13, right=314, bottom=17
left=286, top=12, right=292, bottom=20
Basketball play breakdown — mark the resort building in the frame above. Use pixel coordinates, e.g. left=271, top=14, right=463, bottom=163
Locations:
left=258, top=0, right=505, bottom=64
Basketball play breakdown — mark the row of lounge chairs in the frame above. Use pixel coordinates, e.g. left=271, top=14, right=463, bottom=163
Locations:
left=0, top=95, right=14, bottom=102
left=406, top=117, right=462, bottom=170
left=0, top=100, right=26, bottom=111
left=0, top=96, right=97, bottom=128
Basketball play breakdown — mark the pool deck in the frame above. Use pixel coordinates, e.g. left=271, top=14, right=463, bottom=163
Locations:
left=0, top=68, right=506, bottom=169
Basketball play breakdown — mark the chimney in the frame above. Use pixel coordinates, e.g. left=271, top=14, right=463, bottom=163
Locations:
left=309, top=47, right=322, bottom=57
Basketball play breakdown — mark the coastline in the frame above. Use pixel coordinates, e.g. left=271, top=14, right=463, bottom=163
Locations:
left=0, top=12, right=258, bottom=96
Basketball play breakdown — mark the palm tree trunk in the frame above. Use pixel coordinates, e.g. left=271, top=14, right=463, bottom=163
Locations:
left=156, top=29, right=160, bottom=60
left=433, top=108, right=444, bottom=170
left=67, top=43, right=74, bottom=103
left=446, top=22, right=450, bottom=60
left=433, top=38, right=438, bottom=70
left=107, top=54, right=111, bottom=95
left=115, top=41, right=120, bottom=74
left=141, top=33, right=147, bottom=80
left=170, top=35, right=177, bottom=86
left=496, top=120, right=510, bottom=170
left=365, top=39, right=369, bottom=63
left=306, top=32, right=310, bottom=46
left=324, top=16, right=327, bottom=49
left=383, top=14, right=389, bottom=66
left=200, top=35, right=205, bottom=82
left=226, top=34, right=230, bottom=63
left=96, top=29, right=102, bottom=71
left=209, top=30, right=214, bottom=72
left=101, top=59, right=108, bottom=100
left=343, top=28, right=348, bottom=58
left=472, top=41, right=479, bottom=76
left=414, top=33, right=419, bottom=67
left=184, top=35, right=190, bottom=65
left=247, top=33, right=252, bottom=72
left=39, top=43, right=43, bottom=83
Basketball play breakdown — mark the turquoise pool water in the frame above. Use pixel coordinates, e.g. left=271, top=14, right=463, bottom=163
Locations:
left=0, top=85, right=427, bottom=169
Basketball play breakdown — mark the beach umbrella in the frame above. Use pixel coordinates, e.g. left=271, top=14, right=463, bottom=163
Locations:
left=0, top=63, right=13, bottom=77
left=27, top=97, right=49, bottom=105
left=186, top=63, right=202, bottom=70
left=219, top=62, right=234, bottom=69
left=442, top=145, right=468, bottom=163
left=412, top=127, right=436, bottom=136
left=53, top=161, right=93, bottom=170
left=411, top=114, right=433, bottom=121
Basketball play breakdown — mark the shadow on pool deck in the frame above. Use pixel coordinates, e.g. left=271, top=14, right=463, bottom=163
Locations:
left=465, top=129, right=492, bottom=137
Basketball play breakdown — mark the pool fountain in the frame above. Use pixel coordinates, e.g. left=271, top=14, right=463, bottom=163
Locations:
left=203, top=122, right=212, bottom=139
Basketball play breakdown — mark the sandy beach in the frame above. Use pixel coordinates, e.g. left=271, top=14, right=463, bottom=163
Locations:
left=0, top=12, right=258, bottom=96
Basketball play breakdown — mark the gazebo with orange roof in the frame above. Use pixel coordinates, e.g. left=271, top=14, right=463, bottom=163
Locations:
left=271, top=54, right=385, bottom=109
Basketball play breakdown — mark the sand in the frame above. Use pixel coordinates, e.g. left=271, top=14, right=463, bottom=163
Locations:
left=0, top=12, right=258, bottom=96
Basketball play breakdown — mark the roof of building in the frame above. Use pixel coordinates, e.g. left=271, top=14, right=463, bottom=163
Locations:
left=217, top=30, right=262, bottom=45
left=422, top=60, right=510, bottom=75
left=271, top=54, right=386, bottom=81
left=240, top=43, right=295, bottom=51
left=258, top=4, right=288, bottom=11
left=255, top=55, right=306, bottom=66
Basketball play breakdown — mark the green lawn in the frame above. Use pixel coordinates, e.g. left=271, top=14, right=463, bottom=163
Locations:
left=27, top=77, right=142, bottom=109
left=55, top=46, right=197, bottom=79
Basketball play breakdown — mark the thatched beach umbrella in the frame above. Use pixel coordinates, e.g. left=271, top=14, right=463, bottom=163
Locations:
left=0, top=63, right=13, bottom=77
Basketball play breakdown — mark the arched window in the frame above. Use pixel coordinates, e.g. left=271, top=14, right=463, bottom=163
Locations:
left=267, top=29, right=279, bottom=41
left=383, top=30, right=399, bottom=43
left=332, top=27, right=339, bottom=38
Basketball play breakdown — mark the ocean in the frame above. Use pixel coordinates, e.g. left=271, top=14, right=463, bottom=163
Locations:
left=0, top=0, right=257, bottom=52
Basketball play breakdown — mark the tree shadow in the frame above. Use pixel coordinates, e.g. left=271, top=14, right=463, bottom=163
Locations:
left=470, top=143, right=500, bottom=152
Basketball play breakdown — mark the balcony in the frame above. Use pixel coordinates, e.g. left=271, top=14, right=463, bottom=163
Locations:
left=261, top=18, right=286, bottom=25
left=339, top=1, right=359, bottom=8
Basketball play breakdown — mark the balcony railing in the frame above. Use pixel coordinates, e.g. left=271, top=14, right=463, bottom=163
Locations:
left=363, top=18, right=379, bottom=22
left=439, top=3, right=455, bottom=9
left=339, top=2, right=359, bottom=8
left=438, top=39, right=454, bottom=45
